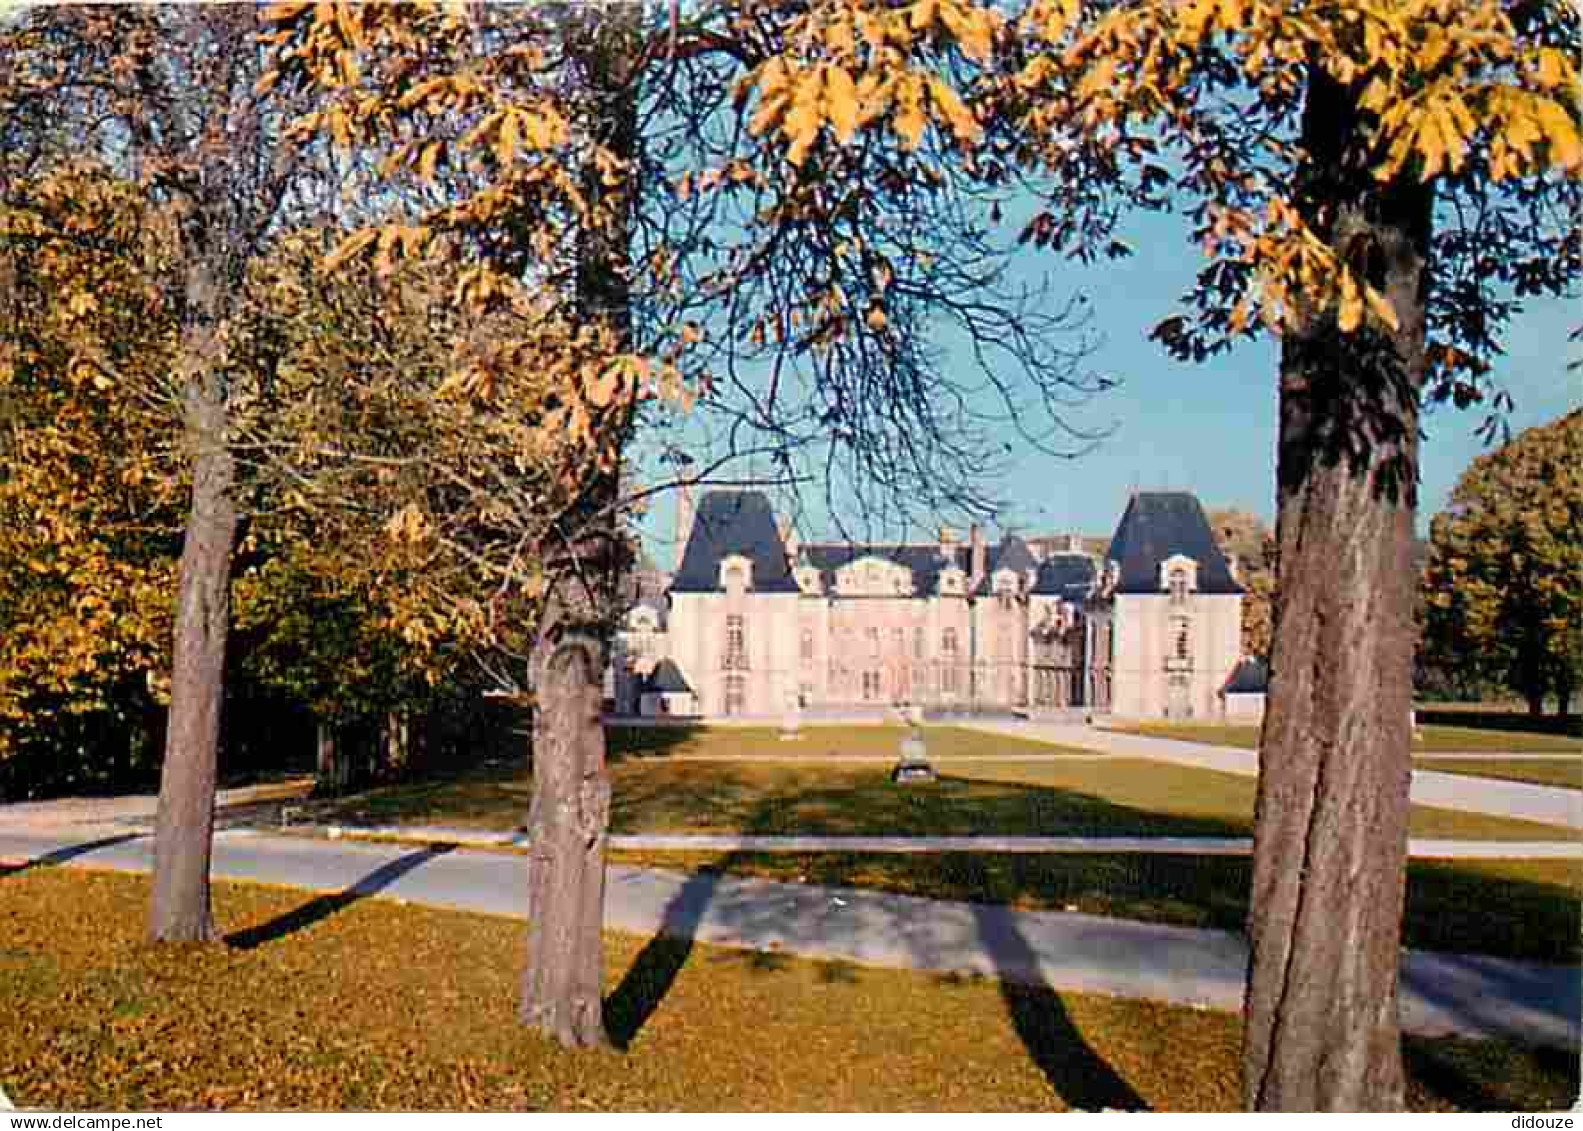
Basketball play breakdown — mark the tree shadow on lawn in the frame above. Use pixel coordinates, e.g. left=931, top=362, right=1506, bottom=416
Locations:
left=604, top=867, right=717, bottom=1050
left=0, top=832, right=147, bottom=879
left=965, top=901, right=1149, bottom=1111
left=604, top=783, right=1149, bottom=1107
left=225, top=843, right=456, bottom=950
left=604, top=722, right=707, bottom=765
left=296, top=722, right=704, bottom=830
left=1404, top=1037, right=1579, bottom=1111
left=609, top=765, right=1252, bottom=839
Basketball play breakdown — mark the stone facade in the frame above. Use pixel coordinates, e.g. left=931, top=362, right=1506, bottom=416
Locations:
left=613, top=489, right=1253, bottom=721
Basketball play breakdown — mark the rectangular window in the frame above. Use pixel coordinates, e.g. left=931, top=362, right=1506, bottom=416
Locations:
left=724, top=615, right=747, bottom=670
left=724, top=674, right=747, bottom=716
left=862, top=670, right=882, bottom=701
left=942, top=628, right=957, bottom=656
left=800, top=627, right=815, bottom=664
left=866, top=626, right=881, bottom=658
left=913, top=627, right=924, bottom=660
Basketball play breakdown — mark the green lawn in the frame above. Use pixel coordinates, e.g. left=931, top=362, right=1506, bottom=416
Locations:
left=1109, top=722, right=1580, bottom=756
left=0, top=868, right=1573, bottom=1111
left=604, top=851, right=1582, bottom=964
left=1413, top=758, right=1583, bottom=791
left=308, top=753, right=1572, bottom=842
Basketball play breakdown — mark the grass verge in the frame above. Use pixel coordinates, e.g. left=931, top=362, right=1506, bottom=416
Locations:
left=1413, top=759, right=1582, bottom=791
left=0, top=868, right=1574, bottom=1111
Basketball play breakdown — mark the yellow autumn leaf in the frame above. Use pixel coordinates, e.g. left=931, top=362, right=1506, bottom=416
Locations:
left=784, top=70, right=825, bottom=167
left=826, top=66, right=861, bottom=145
left=1533, top=96, right=1582, bottom=172
left=749, top=94, right=789, bottom=139
left=1336, top=273, right=1363, bottom=333
left=496, top=110, right=519, bottom=165
left=584, top=363, right=621, bottom=408
left=323, top=228, right=377, bottom=271
left=929, top=77, right=981, bottom=145
left=1363, top=285, right=1399, bottom=332
left=824, top=15, right=855, bottom=56
left=418, top=141, right=442, bottom=181
left=893, top=75, right=928, bottom=150
left=938, top=0, right=995, bottom=62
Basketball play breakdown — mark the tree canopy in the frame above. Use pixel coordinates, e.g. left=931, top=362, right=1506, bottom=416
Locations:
left=1423, top=408, right=1582, bottom=716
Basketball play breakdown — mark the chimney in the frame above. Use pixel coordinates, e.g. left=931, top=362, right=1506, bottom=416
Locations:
left=778, top=517, right=799, bottom=567
left=1066, top=533, right=1085, bottom=555
left=969, top=524, right=986, bottom=589
left=674, top=482, right=695, bottom=571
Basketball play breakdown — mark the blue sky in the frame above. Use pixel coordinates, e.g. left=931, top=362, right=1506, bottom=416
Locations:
left=635, top=199, right=1578, bottom=566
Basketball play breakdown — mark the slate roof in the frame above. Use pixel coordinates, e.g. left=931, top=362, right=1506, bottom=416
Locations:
left=799, top=542, right=962, bottom=594
left=1222, top=658, right=1268, bottom=695
left=800, top=531, right=1067, bottom=596
left=990, top=534, right=1038, bottom=577
left=1032, top=553, right=1098, bottom=600
left=1106, top=492, right=1244, bottom=595
left=670, top=491, right=801, bottom=594
left=643, top=659, right=694, bottom=694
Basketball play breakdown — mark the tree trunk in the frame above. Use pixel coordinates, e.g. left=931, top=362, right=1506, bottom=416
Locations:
left=520, top=634, right=612, bottom=1047
left=315, top=721, right=347, bottom=795
left=1242, top=66, right=1433, bottom=1111
left=383, top=710, right=411, bottom=779
left=1555, top=668, right=1575, bottom=721
left=515, top=4, right=640, bottom=1049
left=149, top=333, right=236, bottom=943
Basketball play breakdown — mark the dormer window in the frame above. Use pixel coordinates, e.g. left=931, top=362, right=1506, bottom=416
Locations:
left=796, top=566, right=822, bottom=595
left=720, top=554, right=753, bottom=593
left=938, top=567, right=964, bottom=595
left=1160, top=555, right=1198, bottom=604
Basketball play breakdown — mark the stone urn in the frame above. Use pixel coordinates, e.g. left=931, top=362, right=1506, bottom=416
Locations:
left=779, top=692, right=803, bottom=741
left=891, top=703, right=935, bottom=783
